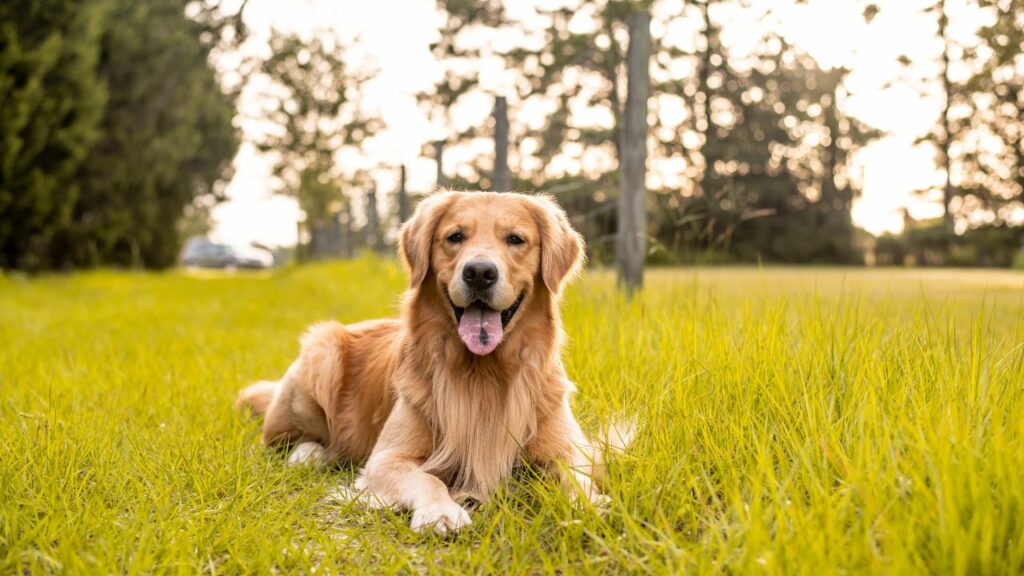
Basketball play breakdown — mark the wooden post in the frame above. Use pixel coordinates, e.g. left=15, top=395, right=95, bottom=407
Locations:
left=434, top=140, right=448, bottom=188
left=329, top=211, right=342, bottom=258
left=343, top=203, right=354, bottom=258
left=617, top=10, right=650, bottom=294
left=397, top=164, right=410, bottom=224
left=336, top=210, right=348, bottom=259
left=494, top=96, right=511, bottom=192
left=366, top=186, right=382, bottom=252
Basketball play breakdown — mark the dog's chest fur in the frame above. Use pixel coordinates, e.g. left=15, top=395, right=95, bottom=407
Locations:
left=397, top=287, right=564, bottom=500
left=403, top=347, right=553, bottom=501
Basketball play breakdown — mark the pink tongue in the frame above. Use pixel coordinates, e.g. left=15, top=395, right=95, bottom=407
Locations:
left=457, top=303, right=504, bottom=355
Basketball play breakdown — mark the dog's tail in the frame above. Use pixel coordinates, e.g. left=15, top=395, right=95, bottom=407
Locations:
left=235, top=380, right=278, bottom=416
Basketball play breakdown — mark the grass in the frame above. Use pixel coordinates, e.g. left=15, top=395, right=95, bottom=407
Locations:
left=2, top=259, right=1024, bottom=574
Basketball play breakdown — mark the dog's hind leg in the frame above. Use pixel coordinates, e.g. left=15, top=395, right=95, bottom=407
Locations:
left=241, top=321, right=349, bottom=467
left=258, top=364, right=332, bottom=466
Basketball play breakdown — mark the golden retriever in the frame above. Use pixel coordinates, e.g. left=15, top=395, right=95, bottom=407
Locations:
left=236, top=191, right=619, bottom=534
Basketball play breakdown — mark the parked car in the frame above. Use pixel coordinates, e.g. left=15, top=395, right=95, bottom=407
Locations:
left=181, top=238, right=272, bottom=269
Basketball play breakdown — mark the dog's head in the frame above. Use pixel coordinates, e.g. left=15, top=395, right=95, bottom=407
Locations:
left=399, top=191, right=584, bottom=356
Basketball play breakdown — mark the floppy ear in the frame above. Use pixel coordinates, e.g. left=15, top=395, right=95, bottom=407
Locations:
left=528, top=194, right=586, bottom=294
left=398, top=191, right=457, bottom=288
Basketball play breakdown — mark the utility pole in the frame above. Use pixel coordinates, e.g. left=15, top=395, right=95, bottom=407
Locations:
left=494, top=96, right=511, bottom=192
left=617, top=10, right=651, bottom=294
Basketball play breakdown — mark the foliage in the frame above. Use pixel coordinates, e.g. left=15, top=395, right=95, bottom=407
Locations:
left=664, top=28, right=877, bottom=264
left=0, top=0, right=107, bottom=270
left=419, top=0, right=505, bottom=151
left=58, top=0, right=239, bottom=269
left=876, top=219, right=1024, bottom=267
left=255, top=31, right=380, bottom=231
left=424, top=0, right=879, bottom=264
left=3, top=262, right=1024, bottom=572
left=907, top=0, right=1023, bottom=231
left=958, top=0, right=1024, bottom=223
left=0, top=0, right=239, bottom=270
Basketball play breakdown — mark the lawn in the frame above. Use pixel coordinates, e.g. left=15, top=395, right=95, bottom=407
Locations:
left=2, top=260, right=1023, bottom=574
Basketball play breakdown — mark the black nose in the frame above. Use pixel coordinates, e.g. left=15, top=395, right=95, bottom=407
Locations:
left=462, top=260, right=498, bottom=291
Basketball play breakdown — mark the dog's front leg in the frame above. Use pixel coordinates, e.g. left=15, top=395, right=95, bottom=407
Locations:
left=355, top=400, right=471, bottom=534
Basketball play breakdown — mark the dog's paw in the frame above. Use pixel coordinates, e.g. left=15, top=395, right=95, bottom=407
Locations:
left=569, top=489, right=612, bottom=514
left=589, top=493, right=612, bottom=515
left=410, top=500, right=472, bottom=535
left=287, top=441, right=325, bottom=466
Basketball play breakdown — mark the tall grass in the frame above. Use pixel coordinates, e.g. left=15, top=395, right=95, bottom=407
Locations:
left=1, top=261, right=1022, bottom=573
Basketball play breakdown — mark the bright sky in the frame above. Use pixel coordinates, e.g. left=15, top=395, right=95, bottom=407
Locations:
left=210, top=0, right=991, bottom=248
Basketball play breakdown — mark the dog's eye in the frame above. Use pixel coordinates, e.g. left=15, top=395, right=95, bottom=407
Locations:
left=446, top=231, right=465, bottom=244
left=507, top=234, right=525, bottom=246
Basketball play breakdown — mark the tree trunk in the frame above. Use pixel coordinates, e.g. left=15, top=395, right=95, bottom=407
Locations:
left=493, top=96, right=511, bottom=192
left=696, top=0, right=716, bottom=196
left=617, top=10, right=651, bottom=294
left=938, top=0, right=954, bottom=238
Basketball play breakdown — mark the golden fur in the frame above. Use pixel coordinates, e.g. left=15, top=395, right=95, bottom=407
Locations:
left=236, top=191, right=613, bottom=533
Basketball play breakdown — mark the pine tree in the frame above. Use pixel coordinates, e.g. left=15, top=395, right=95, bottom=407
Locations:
left=56, top=0, right=239, bottom=268
left=0, top=0, right=107, bottom=270
left=0, top=0, right=241, bottom=270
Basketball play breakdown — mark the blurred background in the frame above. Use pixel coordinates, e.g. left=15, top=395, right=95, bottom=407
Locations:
left=1, top=0, right=1022, bottom=280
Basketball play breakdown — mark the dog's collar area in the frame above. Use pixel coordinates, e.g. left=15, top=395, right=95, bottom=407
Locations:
left=447, top=291, right=525, bottom=328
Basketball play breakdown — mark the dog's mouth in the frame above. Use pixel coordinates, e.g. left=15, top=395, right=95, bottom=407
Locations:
left=447, top=291, right=525, bottom=356
left=449, top=293, right=524, bottom=328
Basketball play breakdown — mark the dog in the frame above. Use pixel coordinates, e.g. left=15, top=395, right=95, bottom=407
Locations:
left=236, top=191, right=624, bottom=534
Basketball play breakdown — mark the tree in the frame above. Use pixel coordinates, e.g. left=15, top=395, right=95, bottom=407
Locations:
left=420, top=0, right=507, bottom=189
left=699, top=32, right=879, bottom=263
left=959, top=0, right=1023, bottom=224
left=900, top=0, right=1022, bottom=258
left=0, top=0, right=241, bottom=270
left=923, top=0, right=960, bottom=235
left=655, top=2, right=878, bottom=263
left=254, top=31, right=379, bottom=248
left=0, top=0, right=107, bottom=270
left=937, top=0, right=957, bottom=234
left=59, top=0, right=240, bottom=268
left=425, top=0, right=878, bottom=264
left=425, top=0, right=657, bottom=257
left=905, top=0, right=998, bottom=238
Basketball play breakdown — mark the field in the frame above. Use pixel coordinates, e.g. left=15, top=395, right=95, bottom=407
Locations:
left=2, top=260, right=1023, bottom=574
